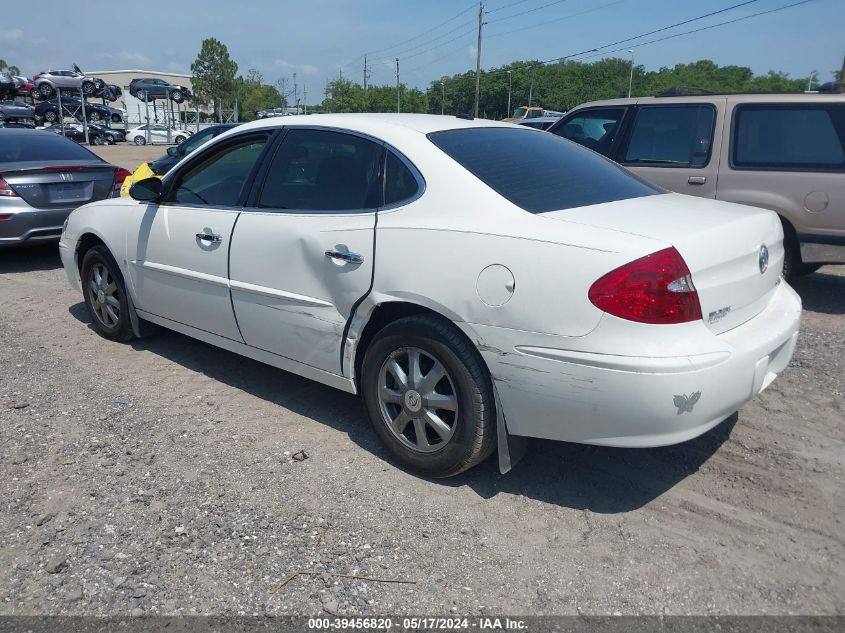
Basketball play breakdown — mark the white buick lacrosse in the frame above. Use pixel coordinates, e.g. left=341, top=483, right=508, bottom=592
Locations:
left=59, top=114, right=801, bottom=477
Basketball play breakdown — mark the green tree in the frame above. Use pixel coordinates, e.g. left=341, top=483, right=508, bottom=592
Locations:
left=191, top=38, right=238, bottom=120
left=236, top=69, right=283, bottom=121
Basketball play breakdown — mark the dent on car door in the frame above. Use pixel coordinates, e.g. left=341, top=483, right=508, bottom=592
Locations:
left=229, top=128, right=387, bottom=375
left=126, top=132, right=271, bottom=340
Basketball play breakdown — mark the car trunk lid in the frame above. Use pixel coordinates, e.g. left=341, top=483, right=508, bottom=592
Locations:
left=2, top=161, right=115, bottom=209
left=542, top=192, right=784, bottom=334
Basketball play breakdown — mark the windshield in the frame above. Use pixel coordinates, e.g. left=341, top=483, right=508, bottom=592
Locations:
left=513, top=107, right=526, bottom=118
left=428, top=127, right=659, bottom=213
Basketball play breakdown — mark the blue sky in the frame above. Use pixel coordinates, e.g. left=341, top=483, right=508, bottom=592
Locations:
left=1, top=0, right=840, bottom=95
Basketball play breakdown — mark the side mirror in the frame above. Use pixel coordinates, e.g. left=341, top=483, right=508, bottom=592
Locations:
left=166, top=146, right=178, bottom=157
left=129, top=177, right=162, bottom=202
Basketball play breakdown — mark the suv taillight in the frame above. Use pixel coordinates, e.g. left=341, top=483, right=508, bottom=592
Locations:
left=588, top=247, right=702, bottom=325
left=113, top=168, right=132, bottom=191
left=0, top=176, right=19, bottom=197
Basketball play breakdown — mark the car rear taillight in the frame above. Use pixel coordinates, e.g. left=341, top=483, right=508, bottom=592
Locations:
left=588, top=247, right=702, bottom=325
left=113, top=167, right=132, bottom=191
left=0, top=176, right=19, bottom=197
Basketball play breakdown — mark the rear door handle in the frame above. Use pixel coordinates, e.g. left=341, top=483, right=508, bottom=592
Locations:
left=196, top=232, right=222, bottom=243
left=688, top=176, right=707, bottom=185
left=325, top=250, right=364, bottom=264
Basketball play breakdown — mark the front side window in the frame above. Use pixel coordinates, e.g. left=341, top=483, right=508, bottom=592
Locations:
left=623, top=104, right=715, bottom=167
left=551, top=108, right=626, bottom=156
left=429, top=127, right=659, bottom=213
left=178, top=128, right=216, bottom=154
left=733, top=104, right=845, bottom=171
left=165, top=134, right=268, bottom=206
left=257, top=128, right=383, bottom=212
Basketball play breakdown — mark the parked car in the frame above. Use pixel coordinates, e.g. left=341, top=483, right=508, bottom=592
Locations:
left=547, top=92, right=845, bottom=278
left=0, top=72, right=14, bottom=99
left=100, top=103, right=125, bottom=123
left=119, top=124, right=240, bottom=197
left=94, top=84, right=122, bottom=102
left=0, top=128, right=130, bottom=246
left=13, top=76, right=34, bottom=99
left=124, top=124, right=191, bottom=145
left=128, top=78, right=191, bottom=103
left=0, top=100, right=36, bottom=125
left=503, top=106, right=563, bottom=123
left=256, top=107, right=290, bottom=119
left=33, top=65, right=105, bottom=99
left=41, top=123, right=110, bottom=145
left=87, top=123, right=126, bottom=144
left=518, top=115, right=561, bottom=130
left=58, top=114, right=800, bottom=477
left=35, top=97, right=113, bottom=124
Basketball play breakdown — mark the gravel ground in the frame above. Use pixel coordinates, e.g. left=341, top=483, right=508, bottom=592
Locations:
left=88, top=145, right=169, bottom=171
left=0, top=245, right=842, bottom=617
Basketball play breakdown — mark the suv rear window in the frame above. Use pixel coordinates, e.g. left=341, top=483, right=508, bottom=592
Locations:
left=733, top=104, right=845, bottom=171
left=428, top=127, right=659, bottom=213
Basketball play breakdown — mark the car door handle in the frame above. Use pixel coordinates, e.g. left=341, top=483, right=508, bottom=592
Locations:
left=325, top=250, right=364, bottom=264
left=688, top=176, right=707, bottom=185
left=196, top=232, right=222, bottom=243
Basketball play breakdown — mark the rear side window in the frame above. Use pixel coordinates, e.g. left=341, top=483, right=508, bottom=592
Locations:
left=623, top=105, right=715, bottom=167
left=733, top=104, right=845, bottom=172
left=257, top=129, right=383, bottom=212
left=429, top=127, right=659, bottom=213
left=551, top=108, right=626, bottom=156
left=0, top=131, right=101, bottom=162
left=384, top=151, right=419, bottom=205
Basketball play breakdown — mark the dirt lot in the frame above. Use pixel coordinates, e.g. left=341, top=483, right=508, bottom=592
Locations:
left=88, top=145, right=165, bottom=171
left=0, top=245, right=842, bottom=617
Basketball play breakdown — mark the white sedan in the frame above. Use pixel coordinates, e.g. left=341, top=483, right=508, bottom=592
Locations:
left=59, top=114, right=801, bottom=477
left=125, top=124, right=191, bottom=145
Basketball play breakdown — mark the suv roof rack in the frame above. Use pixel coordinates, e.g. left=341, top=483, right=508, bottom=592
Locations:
left=655, top=87, right=714, bottom=97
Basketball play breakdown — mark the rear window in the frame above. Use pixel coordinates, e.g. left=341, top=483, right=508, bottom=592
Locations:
left=733, top=104, right=845, bottom=172
left=0, top=131, right=101, bottom=163
left=428, top=127, right=659, bottom=213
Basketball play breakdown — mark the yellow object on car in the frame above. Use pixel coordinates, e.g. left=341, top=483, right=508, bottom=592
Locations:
left=119, top=162, right=158, bottom=198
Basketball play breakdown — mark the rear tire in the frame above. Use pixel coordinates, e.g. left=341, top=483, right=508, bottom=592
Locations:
left=81, top=246, right=134, bottom=342
left=39, top=83, right=54, bottom=98
left=174, top=135, right=186, bottom=144
left=134, top=135, right=146, bottom=145
left=44, top=110, right=57, bottom=123
left=361, top=314, right=496, bottom=477
left=171, top=89, right=184, bottom=103
left=136, top=89, right=147, bottom=101
left=88, top=110, right=102, bottom=122
left=81, top=80, right=95, bottom=96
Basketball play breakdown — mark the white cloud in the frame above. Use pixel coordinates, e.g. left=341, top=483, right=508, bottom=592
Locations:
left=104, top=51, right=152, bottom=66
left=273, top=59, right=318, bottom=76
left=0, top=28, right=24, bottom=42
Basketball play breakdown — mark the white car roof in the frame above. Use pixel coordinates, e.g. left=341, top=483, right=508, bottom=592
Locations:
left=236, top=113, right=517, bottom=136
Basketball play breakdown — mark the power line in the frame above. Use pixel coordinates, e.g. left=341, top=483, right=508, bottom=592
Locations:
left=485, top=0, right=534, bottom=14
left=487, top=0, right=572, bottom=23
left=371, top=20, right=477, bottom=64
left=486, top=0, right=628, bottom=40
left=363, top=2, right=477, bottom=57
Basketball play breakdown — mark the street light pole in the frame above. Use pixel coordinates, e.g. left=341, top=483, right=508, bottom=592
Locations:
left=507, top=70, right=512, bottom=118
left=440, top=81, right=445, bottom=115
left=627, top=49, right=635, bottom=98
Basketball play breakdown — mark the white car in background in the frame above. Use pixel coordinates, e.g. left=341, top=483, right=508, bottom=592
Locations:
left=125, top=124, right=191, bottom=145
left=58, top=114, right=801, bottom=477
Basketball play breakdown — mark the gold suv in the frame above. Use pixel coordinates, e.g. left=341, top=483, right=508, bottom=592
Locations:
left=548, top=92, right=845, bottom=277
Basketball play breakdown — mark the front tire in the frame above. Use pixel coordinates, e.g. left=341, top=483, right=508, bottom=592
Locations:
left=88, top=110, right=102, bottom=122
left=44, top=110, right=58, bottom=123
left=81, top=80, right=95, bottom=96
left=133, top=135, right=146, bottom=145
left=136, top=89, right=147, bottom=101
left=39, top=83, right=54, bottom=98
left=170, top=89, right=184, bottom=103
left=174, top=135, right=186, bottom=144
left=81, top=246, right=134, bottom=341
left=361, top=314, right=496, bottom=477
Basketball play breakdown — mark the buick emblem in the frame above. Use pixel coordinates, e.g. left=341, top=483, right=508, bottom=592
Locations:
left=758, top=245, right=769, bottom=274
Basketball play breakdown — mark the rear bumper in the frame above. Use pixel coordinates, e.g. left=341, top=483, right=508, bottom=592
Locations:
left=58, top=238, right=81, bottom=291
left=467, top=282, right=801, bottom=447
left=0, top=205, right=75, bottom=246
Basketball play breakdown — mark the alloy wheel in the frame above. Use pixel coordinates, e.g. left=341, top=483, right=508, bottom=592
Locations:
left=377, top=347, right=458, bottom=453
left=87, top=264, right=120, bottom=328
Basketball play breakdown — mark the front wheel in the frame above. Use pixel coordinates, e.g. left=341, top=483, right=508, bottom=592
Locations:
left=361, top=315, right=496, bottom=477
left=174, top=135, right=186, bottom=144
left=88, top=110, right=102, bottom=122
left=39, top=83, right=54, bottom=98
left=44, top=110, right=57, bottom=123
left=81, top=80, right=95, bottom=96
left=133, top=135, right=146, bottom=145
left=81, top=246, right=134, bottom=341
left=136, top=89, right=147, bottom=101
left=170, top=89, right=184, bottom=103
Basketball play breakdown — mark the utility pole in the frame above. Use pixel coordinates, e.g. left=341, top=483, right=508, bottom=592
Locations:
left=840, top=53, right=845, bottom=91
left=440, top=81, right=445, bottom=115
left=303, top=85, right=307, bottom=115
left=395, top=58, right=400, bottom=113
left=506, top=70, right=512, bottom=118
left=293, top=72, right=298, bottom=112
left=363, top=55, right=368, bottom=90
left=627, top=49, right=635, bottom=98
left=474, top=1, right=484, bottom=118
left=528, top=66, right=534, bottom=107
